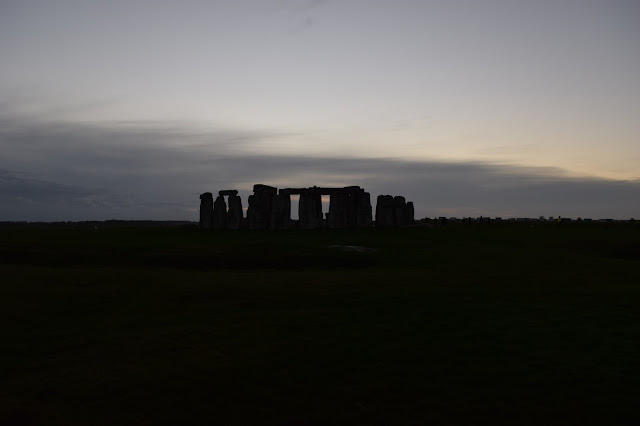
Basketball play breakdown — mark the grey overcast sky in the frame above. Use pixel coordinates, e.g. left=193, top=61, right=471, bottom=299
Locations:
left=1, top=0, right=639, bottom=220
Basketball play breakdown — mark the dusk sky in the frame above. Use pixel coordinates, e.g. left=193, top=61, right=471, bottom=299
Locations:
left=1, top=0, right=639, bottom=221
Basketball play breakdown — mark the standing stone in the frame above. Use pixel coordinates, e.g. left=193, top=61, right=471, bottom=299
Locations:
left=393, top=196, right=408, bottom=227
left=406, top=201, right=415, bottom=224
left=199, top=192, right=214, bottom=229
left=343, top=186, right=363, bottom=228
left=247, top=184, right=277, bottom=230
left=213, top=195, right=228, bottom=229
left=227, top=194, right=243, bottom=230
left=375, top=195, right=394, bottom=227
left=354, top=190, right=372, bottom=227
left=328, top=191, right=350, bottom=228
left=270, top=194, right=291, bottom=230
left=247, top=194, right=258, bottom=229
left=299, top=193, right=323, bottom=229
left=345, top=191, right=357, bottom=227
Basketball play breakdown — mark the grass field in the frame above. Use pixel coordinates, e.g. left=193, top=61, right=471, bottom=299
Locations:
left=1, top=222, right=639, bottom=425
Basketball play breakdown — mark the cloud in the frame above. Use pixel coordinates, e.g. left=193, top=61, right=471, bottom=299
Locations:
left=266, top=0, right=328, bottom=34
left=290, top=16, right=314, bottom=34
left=1, top=112, right=639, bottom=221
left=474, top=144, right=538, bottom=156
left=0, top=170, right=102, bottom=199
left=271, top=0, right=329, bottom=14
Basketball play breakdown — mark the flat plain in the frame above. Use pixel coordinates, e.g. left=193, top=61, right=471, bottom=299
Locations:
left=1, top=222, right=639, bottom=425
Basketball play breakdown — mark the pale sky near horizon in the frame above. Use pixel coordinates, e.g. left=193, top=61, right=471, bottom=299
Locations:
left=1, top=0, right=639, bottom=220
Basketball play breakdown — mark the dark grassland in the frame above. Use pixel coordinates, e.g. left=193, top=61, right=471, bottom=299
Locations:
left=1, top=222, right=639, bottom=425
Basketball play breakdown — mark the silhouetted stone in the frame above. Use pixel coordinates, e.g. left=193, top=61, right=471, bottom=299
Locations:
left=375, top=195, right=394, bottom=227
left=213, top=195, right=227, bottom=229
left=227, top=194, right=243, bottom=230
left=282, top=186, right=360, bottom=196
left=270, top=194, right=291, bottom=230
left=328, top=191, right=350, bottom=228
left=279, top=188, right=306, bottom=196
left=200, top=184, right=411, bottom=231
left=299, top=193, right=323, bottom=229
left=406, top=201, right=415, bottom=224
left=346, top=191, right=359, bottom=227
left=247, top=184, right=278, bottom=229
left=246, top=195, right=255, bottom=229
left=279, top=186, right=370, bottom=228
left=199, top=192, right=214, bottom=229
left=253, top=184, right=277, bottom=195
left=247, top=195, right=261, bottom=230
left=393, top=196, right=407, bottom=226
left=354, top=190, right=372, bottom=227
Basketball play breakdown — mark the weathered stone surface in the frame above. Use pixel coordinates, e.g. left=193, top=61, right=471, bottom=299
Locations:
left=199, top=192, right=214, bottom=229
left=219, top=189, right=238, bottom=196
left=375, top=195, right=394, bottom=227
left=227, top=194, right=243, bottom=229
left=393, top=196, right=408, bottom=226
left=253, top=184, right=277, bottom=195
left=213, top=195, right=228, bottom=229
left=299, top=193, right=323, bottom=229
left=270, top=194, right=291, bottom=230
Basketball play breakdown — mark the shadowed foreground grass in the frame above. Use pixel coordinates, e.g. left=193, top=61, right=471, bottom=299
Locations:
left=1, top=222, right=639, bottom=425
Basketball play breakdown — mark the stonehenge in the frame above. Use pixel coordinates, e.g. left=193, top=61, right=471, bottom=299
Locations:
left=199, top=184, right=413, bottom=230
